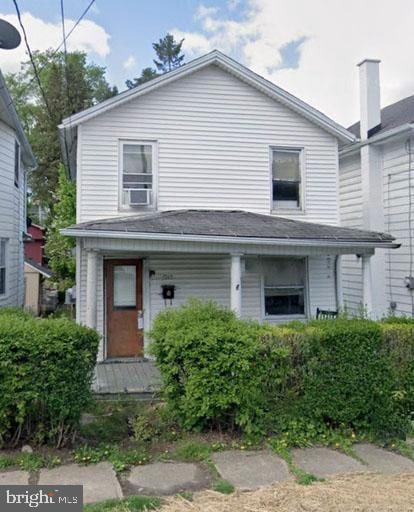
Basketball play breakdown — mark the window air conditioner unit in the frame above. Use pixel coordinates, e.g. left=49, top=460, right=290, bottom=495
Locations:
left=129, top=189, right=151, bottom=207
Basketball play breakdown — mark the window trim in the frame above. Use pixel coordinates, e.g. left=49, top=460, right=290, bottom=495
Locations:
left=269, top=146, right=305, bottom=214
left=0, top=239, right=7, bottom=296
left=14, top=140, right=20, bottom=188
left=118, top=139, right=158, bottom=212
left=260, top=256, right=309, bottom=321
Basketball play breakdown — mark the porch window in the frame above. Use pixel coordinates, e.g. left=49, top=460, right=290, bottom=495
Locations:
left=272, top=148, right=302, bottom=209
left=121, top=142, right=153, bottom=208
left=263, top=258, right=306, bottom=316
left=0, top=239, right=6, bottom=295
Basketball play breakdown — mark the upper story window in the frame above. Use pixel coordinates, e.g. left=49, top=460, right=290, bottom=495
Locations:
left=0, top=239, right=6, bottom=295
left=263, top=257, right=306, bottom=317
left=120, top=142, right=154, bottom=209
left=272, top=148, right=302, bottom=210
left=14, top=141, right=20, bottom=188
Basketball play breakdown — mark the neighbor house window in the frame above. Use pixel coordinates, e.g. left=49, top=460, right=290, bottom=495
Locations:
left=0, top=239, right=6, bottom=295
left=272, top=148, right=302, bottom=209
left=121, top=142, right=153, bottom=208
left=14, top=141, right=20, bottom=187
left=263, top=258, right=306, bottom=316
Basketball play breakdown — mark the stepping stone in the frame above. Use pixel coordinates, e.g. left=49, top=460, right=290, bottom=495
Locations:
left=212, top=450, right=291, bottom=490
left=0, top=471, right=29, bottom=485
left=354, top=443, right=414, bottom=474
left=38, top=462, right=122, bottom=504
left=125, top=462, right=209, bottom=495
left=291, top=447, right=365, bottom=478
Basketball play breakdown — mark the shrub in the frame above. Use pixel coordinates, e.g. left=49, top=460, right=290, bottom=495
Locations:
left=0, top=312, right=99, bottom=447
left=298, top=319, right=406, bottom=436
left=380, top=323, right=414, bottom=418
left=150, top=300, right=291, bottom=435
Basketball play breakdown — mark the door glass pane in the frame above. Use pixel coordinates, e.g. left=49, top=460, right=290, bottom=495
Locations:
left=113, top=265, right=136, bottom=308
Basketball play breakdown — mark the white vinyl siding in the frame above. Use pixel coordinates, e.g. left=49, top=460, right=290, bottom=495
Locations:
left=382, top=138, right=414, bottom=316
left=339, top=153, right=364, bottom=314
left=0, top=120, right=25, bottom=307
left=77, top=65, right=339, bottom=224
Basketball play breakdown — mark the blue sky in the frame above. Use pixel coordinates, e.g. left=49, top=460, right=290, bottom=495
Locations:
left=2, top=0, right=261, bottom=91
left=1, top=0, right=413, bottom=126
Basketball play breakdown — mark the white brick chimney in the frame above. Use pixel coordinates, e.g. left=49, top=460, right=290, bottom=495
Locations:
left=358, top=59, right=381, bottom=139
left=358, top=58, right=387, bottom=318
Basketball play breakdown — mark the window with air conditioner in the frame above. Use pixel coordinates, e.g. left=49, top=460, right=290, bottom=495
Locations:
left=271, top=148, right=302, bottom=210
left=262, top=257, right=306, bottom=317
left=120, top=142, right=154, bottom=208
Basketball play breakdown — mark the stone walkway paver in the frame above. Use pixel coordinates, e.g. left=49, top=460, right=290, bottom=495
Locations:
left=125, top=462, right=210, bottom=495
left=38, top=462, right=123, bottom=504
left=212, top=450, right=291, bottom=490
left=291, top=447, right=365, bottom=478
left=354, top=443, right=414, bottom=474
left=0, top=470, right=29, bottom=485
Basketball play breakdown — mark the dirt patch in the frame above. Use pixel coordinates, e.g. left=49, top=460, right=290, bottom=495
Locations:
left=161, top=473, right=414, bottom=512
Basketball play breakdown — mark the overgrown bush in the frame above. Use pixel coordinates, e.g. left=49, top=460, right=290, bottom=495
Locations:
left=0, top=310, right=99, bottom=447
left=298, top=319, right=405, bottom=436
left=150, top=300, right=291, bottom=435
left=380, top=322, right=414, bottom=419
left=151, top=300, right=412, bottom=439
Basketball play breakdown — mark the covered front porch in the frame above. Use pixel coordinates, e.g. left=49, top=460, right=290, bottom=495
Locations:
left=62, top=210, right=398, bottom=384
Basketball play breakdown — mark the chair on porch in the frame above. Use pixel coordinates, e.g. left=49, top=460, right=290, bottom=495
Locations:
left=316, top=307, right=338, bottom=320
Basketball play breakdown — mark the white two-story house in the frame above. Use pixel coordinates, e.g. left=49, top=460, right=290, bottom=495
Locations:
left=0, top=69, right=36, bottom=308
left=60, top=51, right=397, bottom=362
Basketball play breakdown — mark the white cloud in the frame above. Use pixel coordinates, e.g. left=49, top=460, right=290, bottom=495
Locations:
left=123, top=55, right=136, bottom=70
left=0, top=11, right=110, bottom=75
left=228, top=0, right=241, bottom=11
left=172, top=0, right=414, bottom=126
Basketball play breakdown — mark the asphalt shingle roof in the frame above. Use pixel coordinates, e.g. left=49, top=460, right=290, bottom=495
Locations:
left=348, top=94, right=414, bottom=138
left=67, top=209, right=395, bottom=245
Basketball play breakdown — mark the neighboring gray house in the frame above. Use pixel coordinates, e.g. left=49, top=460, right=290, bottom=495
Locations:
left=339, top=60, right=414, bottom=318
left=0, top=69, right=36, bottom=307
left=60, top=51, right=397, bottom=362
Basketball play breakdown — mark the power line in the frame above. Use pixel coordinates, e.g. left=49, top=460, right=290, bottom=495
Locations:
left=52, top=0, right=96, bottom=57
left=12, top=0, right=55, bottom=121
left=59, top=0, right=72, bottom=173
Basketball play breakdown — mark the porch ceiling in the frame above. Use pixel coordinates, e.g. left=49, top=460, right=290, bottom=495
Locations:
left=62, top=210, right=398, bottom=250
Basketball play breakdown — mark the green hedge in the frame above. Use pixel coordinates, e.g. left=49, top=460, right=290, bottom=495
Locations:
left=150, top=300, right=412, bottom=438
left=0, top=309, right=99, bottom=447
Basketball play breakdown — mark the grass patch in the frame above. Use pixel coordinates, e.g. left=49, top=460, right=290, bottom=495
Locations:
left=212, top=478, right=235, bottom=494
left=269, top=444, right=321, bottom=486
left=166, top=440, right=212, bottom=462
left=73, top=444, right=150, bottom=473
left=84, top=495, right=162, bottom=511
left=383, top=439, right=414, bottom=461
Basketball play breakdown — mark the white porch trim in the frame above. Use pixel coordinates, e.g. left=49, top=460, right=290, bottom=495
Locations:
left=85, top=250, right=98, bottom=329
left=230, top=253, right=242, bottom=316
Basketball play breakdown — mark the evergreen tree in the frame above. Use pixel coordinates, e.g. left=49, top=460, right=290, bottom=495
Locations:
left=126, top=67, right=158, bottom=89
left=153, top=33, right=185, bottom=72
left=44, top=164, right=76, bottom=291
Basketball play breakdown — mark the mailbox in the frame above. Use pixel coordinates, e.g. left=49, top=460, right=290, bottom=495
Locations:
left=161, top=284, right=175, bottom=300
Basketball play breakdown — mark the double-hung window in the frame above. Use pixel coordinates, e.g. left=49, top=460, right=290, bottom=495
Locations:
left=272, top=148, right=302, bottom=210
left=121, top=142, right=154, bottom=208
left=14, top=141, right=20, bottom=188
left=263, top=258, right=306, bottom=317
left=0, top=239, right=6, bottom=295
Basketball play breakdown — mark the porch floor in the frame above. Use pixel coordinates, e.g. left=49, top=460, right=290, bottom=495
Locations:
left=93, top=359, right=161, bottom=397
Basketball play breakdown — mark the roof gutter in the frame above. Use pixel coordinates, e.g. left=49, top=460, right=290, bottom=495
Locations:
left=60, top=227, right=399, bottom=249
left=340, top=123, right=414, bottom=157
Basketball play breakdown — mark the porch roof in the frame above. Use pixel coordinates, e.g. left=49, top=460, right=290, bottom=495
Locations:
left=62, top=210, right=398, bottom=249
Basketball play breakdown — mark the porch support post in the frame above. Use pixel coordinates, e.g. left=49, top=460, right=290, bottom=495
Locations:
left=86, top=250, right=98, bottom=329
left=230, top=253, right=242, bottom=317
left=362, top=253, right=374, bottom=318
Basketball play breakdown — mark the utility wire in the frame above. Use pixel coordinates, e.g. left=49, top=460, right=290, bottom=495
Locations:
left=12, top=0, right=55, bottom=122
left=60, top=0, right=72, bottom=172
